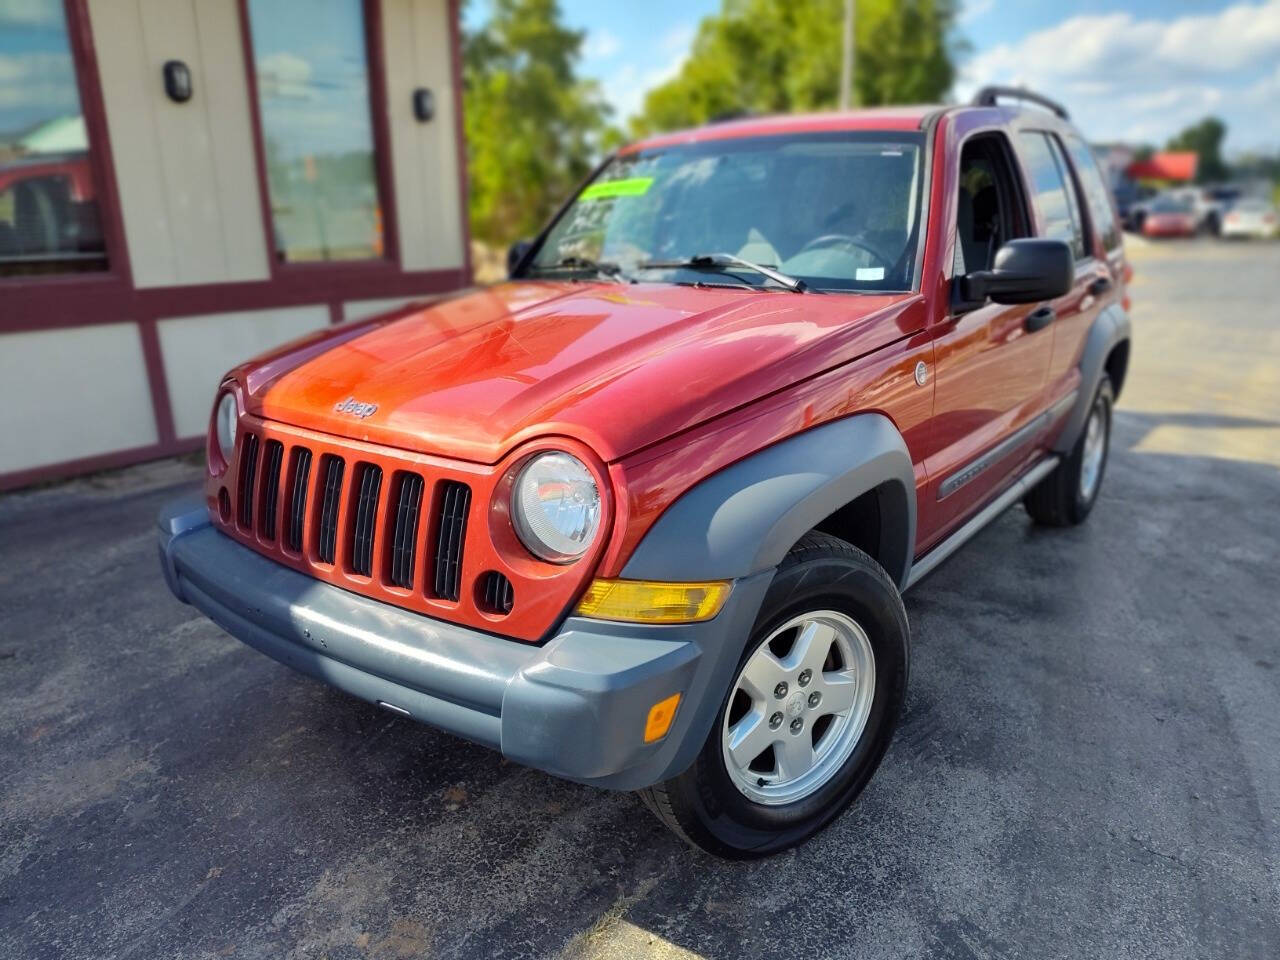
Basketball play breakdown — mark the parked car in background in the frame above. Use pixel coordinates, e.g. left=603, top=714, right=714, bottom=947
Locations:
left=158, top=87, right=1131, bottom=858
left=1221, top=198, right=1278, bottom=239
left=1142, top=195, right=1198, bottom=238
left=1113, top=177, right=1154, bottom=232
left=1129, top=186, right=1231, bottom=236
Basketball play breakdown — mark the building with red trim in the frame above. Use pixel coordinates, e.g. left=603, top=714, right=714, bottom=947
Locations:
left=1, top=0, right=470, bottom=491
left=1124, top=151, right=1198, bottom=183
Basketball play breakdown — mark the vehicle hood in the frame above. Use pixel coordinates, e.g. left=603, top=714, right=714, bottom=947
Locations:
left=238, top=281, right=921, bottom=464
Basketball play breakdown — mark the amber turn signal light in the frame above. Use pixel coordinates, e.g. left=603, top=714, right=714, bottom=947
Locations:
left=644, top=693, right=682, bottom=743
left=574, top=579, right=732, bottom=624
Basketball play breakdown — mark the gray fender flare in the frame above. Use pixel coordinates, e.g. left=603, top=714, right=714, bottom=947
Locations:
left=621, top=413, right=916, bottom=589
left=1054, top=302, right=1131, bottom=454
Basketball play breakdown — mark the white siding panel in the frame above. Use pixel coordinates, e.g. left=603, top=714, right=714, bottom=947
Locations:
left=382, top=0, right=427, bottom=268
left=410, top=0, right=464, bottom=270
left=0, top=326, right=158, bottom=473
left=87, top=0, right=176, bottom=286
left=158, top=306, right=329, bottom=438
left=382, top=0, right=465, bottom=272
left=193, top=0, right=270, bottom=282
left=342, top=296, right=424, bottom=322
left=136, top=0, right=227, bottom=282
left=88, top=0, right=268, bottom=287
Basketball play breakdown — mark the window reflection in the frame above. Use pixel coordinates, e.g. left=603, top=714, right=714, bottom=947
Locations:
left=1019, top=132, right=1085, bottom=260
left=1066, top=136, right=1123, bottom=253
left=0, top=0, right=106, bottom=277
left=248, top=0, right=383, bottom=263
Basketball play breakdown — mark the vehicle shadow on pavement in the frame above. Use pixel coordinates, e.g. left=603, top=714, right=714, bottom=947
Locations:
left=2, top=411, right=1278, bottom=960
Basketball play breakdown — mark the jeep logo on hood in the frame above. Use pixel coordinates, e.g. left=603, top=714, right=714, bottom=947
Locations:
left=334, top=397, right=378, bottom=419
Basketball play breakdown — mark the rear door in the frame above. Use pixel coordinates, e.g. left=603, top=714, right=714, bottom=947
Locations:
left=1016, top=132, right=1113, bottom=422
left=1055, top=133, right=1126, bottom=394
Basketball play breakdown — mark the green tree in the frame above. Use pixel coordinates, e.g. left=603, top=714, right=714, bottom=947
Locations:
left=631, top=0, right=960, bottom=136
left=1165, top=117, right=1229, bottom=184
left=463, top=0, right=610, bottom=246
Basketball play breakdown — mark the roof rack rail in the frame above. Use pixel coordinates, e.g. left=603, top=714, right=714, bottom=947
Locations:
left=971, top=86, right=1069, bottom=120
left=708, top=109, right=754, bottom=125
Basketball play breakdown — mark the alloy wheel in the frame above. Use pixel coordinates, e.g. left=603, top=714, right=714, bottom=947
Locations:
left=721, top=610, right=876, bottom=805
left=1079, top=401, right=1108, bottom=503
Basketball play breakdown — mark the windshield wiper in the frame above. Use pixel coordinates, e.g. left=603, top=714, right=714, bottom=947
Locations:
left=527, top=255, right=631, bottom=282
left=638, top=253, right=814, bottom=293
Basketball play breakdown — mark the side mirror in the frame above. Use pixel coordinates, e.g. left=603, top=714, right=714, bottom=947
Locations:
left=960, top=238, right=1072, bottom=306
left=507, top=239, right=533, bottom=278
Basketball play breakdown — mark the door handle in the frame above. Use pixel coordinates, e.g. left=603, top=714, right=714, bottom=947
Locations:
left=1025, top=306, right=1055, bottom=333
left=1088, top=276, right=1112, bottom=297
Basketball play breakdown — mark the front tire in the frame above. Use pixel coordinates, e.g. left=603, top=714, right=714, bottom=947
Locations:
left=638, top=533, right=909, bottom=858
left=1024, top=376, right=1113, bottom=527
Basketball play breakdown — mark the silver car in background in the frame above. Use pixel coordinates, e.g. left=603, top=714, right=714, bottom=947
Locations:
left=1221, top=198, right=1278, bottom=239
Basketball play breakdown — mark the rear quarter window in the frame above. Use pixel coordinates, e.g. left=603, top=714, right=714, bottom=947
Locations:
left=1016, top=131, right=1086, bottom=260
left=1064, top=135, right=1122, bottom=253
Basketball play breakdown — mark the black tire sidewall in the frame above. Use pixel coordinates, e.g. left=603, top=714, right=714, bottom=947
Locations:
left=673, top=551, right=909, bottom=855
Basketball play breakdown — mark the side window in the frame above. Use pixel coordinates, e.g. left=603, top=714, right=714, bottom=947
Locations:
left=1017, top=132, right=1086, bottom=260
left=954, top=134, right=1027, bottom=276
left=1064, top=135, right=1122, bottom=253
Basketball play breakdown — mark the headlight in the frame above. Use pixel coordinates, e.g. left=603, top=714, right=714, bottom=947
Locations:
left=511, top=452, right=601, bottom=562
left=215, top=392, right=237, bottom=464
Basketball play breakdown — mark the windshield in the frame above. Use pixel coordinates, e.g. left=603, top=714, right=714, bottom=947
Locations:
left=526, top=132, right=926, bottom=293
left=1152, top=197, right=1192, bottom=213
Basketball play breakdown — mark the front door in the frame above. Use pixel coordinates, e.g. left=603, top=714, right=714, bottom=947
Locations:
left=919, top=131, right=1056, bottom=549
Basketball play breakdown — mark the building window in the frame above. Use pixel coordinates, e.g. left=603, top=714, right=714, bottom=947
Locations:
left=0, top=0, right=106, bottom=277
left=247, top=0, right=384, bottom=263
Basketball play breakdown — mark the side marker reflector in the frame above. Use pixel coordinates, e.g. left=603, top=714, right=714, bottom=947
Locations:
left=645, top=693, right=682, bottom=743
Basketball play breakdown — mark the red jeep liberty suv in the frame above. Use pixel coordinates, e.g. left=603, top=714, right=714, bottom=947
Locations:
left=159, top=88, right=1131, bottom=858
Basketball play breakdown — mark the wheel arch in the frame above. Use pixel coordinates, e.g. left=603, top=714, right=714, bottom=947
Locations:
left=1104, top=338, right=1131, bottom=399
left=620, top=413, right=917, bottom=590
left=1054, top=302, right=1131, bottom=454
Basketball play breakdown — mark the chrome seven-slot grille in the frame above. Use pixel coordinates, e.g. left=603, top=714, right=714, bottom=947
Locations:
left=229, top=430, right=483, bottom=606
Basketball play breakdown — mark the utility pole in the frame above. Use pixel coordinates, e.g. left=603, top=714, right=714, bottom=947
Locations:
left=840, top=0, right=855, bottom=109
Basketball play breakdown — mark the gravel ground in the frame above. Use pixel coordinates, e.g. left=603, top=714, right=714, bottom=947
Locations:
left=1, top=238, right=1278, bottom=960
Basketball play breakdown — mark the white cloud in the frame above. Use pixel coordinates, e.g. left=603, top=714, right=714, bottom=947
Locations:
left=0, top=52, right=79, bottom=124
left=0, top=0, right=65, bottom=27
left=256, top=51, right=315, bottom=100
left=1243, top=61, right=1280, bottom=104
left=659, top=23, right=696, bottom=56
left=957, top=0, right=1280, bottom=151
left=961, top=0, right=1280, bottom=89
left=583, top=29, right=621, bottom=61
left=600, top=23, right=695, bottom=121
left=959, top=0, right=994, bottom=25
left=0, top=51, right=73, bottom=83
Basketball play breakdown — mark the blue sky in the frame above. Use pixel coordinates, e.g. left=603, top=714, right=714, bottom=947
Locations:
left=0, top=0, right=81, bottom=141
left=466, top=0, right=1280, bottom=154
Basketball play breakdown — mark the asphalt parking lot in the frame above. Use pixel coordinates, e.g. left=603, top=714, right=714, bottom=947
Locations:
left=2, top=238, right=1278, bottom=960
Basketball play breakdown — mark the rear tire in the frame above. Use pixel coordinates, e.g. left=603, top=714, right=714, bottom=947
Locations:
left=1024, top=376, right=1113, bottom=527
left=638, top=533, right=909, bottom=859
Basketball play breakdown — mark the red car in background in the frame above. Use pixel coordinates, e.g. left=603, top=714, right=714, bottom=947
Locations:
left=1142, top=196, right=1198, bottom=238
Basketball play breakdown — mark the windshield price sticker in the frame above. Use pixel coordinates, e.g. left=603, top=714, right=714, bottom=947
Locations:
left=580, top=177, right=655, bottom=201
